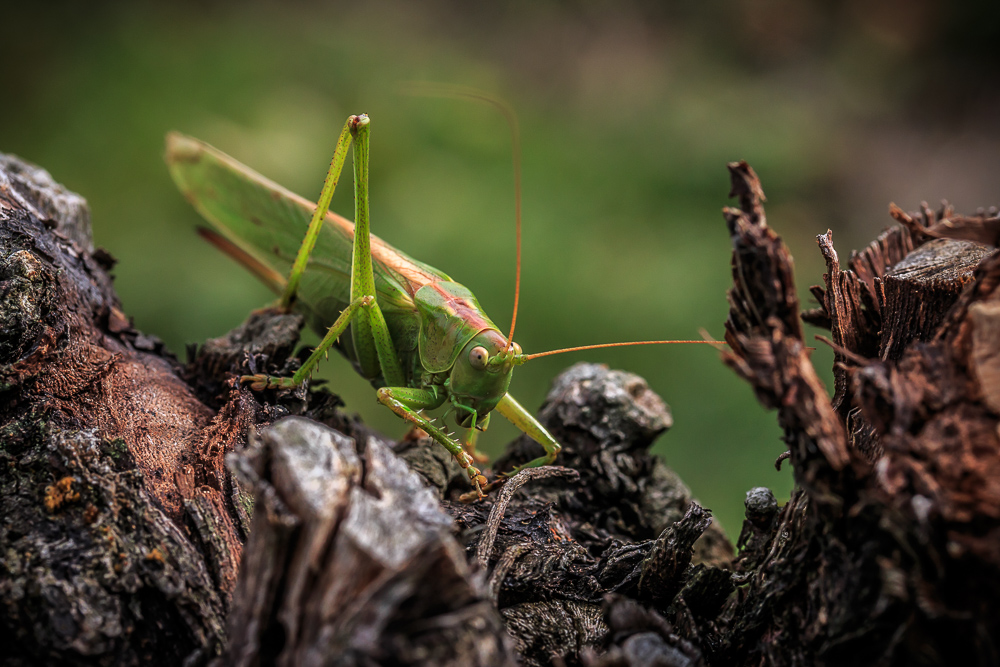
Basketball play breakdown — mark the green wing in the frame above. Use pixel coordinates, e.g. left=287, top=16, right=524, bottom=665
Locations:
left=165, top=132, right=450, bottom=347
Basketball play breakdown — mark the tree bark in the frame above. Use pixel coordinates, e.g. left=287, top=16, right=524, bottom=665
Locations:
left=722, top=162, right=1000, bottom=666
left=1, top=152, right=997, bottom=666
left=0, top=155, right=234, bottom=665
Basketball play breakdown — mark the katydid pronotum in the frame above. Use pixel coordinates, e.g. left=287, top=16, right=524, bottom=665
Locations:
left=166, top=98, right=717, bottom=499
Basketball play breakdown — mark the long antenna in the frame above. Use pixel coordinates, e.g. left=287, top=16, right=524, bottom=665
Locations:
left=523, top=339, right=724, bottom=361
left=401, top=83, right=522, bottom=351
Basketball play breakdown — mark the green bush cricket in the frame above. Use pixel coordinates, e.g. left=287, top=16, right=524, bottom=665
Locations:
left=166, top=97, right=716, bottom=498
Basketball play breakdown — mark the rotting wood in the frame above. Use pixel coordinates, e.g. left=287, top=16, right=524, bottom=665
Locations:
left=224, top=416, right=514, bottom=667
left=719, top=161, right=1000, bottom=666
left=2, top=150, right=999, bottom=666
left=0, top=155, right=231, bottom=664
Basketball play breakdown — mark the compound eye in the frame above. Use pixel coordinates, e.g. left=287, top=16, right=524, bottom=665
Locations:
left=469, top=345, right=489, bottom=370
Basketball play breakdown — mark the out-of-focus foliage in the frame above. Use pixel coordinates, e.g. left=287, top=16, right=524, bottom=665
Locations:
left=2, top=0, right=997, bottom=533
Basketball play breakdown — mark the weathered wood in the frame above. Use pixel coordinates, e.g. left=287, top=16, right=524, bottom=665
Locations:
left=722, top=161, right=850, bottom=485
left=879, top=238, right=990, bottom=361
left=0, top=154, right=234, bottom=665
left=720, top=163, right=1000, bottom=666
left=4, top=149, right=998, bottom=667
left=456, top=362, right=734, bottom=667
left=224, top=417, right=513, bottom=667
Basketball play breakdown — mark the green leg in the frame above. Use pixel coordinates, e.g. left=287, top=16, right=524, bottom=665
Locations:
left=377, top=386, right=488, bottom=497
left=253, top=114, right=406, bottom=390
left=280, top=117, right=354, bottom=309
left=495, top=393, right=562, bottom=474
left=348, top=116, right=406, bottom=387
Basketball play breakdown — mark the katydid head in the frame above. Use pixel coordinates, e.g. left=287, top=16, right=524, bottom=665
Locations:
left=447, top=330, right=523, bottom=427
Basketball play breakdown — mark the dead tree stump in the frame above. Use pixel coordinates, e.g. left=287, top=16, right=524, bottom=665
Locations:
left=2, top=151, right=998, bottom=667
left=724, top=161, right=1000, bottom=666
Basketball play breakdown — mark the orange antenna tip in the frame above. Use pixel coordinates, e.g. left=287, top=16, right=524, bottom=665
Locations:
left=522, top=339, right=726, bottom=361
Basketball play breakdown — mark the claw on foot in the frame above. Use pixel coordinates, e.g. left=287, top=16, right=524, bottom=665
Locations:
left=468, top=467, right=488, bottom=500
left=457, top=474, right=507, bottom=502
left=453, top=451, right=489, bottom=501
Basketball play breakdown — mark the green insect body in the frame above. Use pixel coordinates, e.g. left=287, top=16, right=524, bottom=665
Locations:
left=166, top=114, right=557, bottom=497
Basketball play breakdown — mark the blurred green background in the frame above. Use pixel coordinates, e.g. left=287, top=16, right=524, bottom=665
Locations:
left=3, top=1, right=997, bottom=535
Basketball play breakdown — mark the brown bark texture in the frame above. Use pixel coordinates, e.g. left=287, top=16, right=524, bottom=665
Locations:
left=0, top=152, right=997, bottom=667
